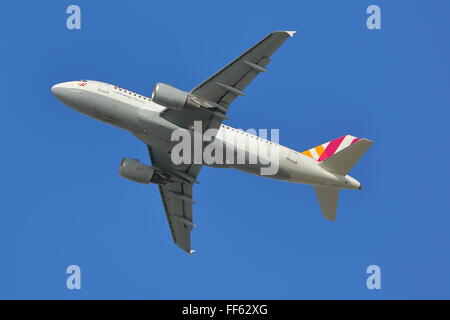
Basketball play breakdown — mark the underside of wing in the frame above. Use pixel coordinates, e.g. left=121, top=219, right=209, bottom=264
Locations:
left=157, top=182, right=194, bottom=253
left=148, top=146, right=201, bottom=253
left=191, top=30, right=296, bottom=109
left=162, top=30, right=296, bottom=134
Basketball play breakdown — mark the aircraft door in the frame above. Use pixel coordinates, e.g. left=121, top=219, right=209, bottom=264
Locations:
left=98, top=83, right=110, bottom=93
left=287, top=150, right=298, bottom=163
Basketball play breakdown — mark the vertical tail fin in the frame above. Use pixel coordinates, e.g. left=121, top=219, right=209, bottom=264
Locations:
left=320, top=138, right=373, bottom=175
left=302, top=135, right=373, bottom=175
left=301, top=135, right=362, bottom=162
left=307, top=135, right=373, bottom=220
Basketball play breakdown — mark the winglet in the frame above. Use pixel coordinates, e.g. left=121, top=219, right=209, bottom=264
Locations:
left=189, top=250, right=197, bottom=255
left=285, top=30, right=297, bottom=37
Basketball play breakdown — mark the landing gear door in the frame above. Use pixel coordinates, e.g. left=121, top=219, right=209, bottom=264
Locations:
left=288, top=150, right=298, bottom=163
left=98, top=83, right=110, bottom=93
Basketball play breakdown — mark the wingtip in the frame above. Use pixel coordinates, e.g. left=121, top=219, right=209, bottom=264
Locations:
left=285, top=30, right=297, bottom=37
left=273, top=30, right=298, bottom=37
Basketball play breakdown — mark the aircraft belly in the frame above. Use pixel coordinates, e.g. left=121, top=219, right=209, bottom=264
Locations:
left=133, top=108, right=182, bottom=152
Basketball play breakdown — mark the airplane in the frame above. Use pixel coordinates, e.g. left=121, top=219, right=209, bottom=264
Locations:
left=52, top=31, right=373, bottom=254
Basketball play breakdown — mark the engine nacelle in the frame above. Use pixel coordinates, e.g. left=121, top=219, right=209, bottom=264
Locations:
left=119, top=158, right=168, bottom=184
left=151, top=83, right=189, bottom=110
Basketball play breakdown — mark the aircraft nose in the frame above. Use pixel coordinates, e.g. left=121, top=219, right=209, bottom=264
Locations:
left=51, top=82, right=75, bottom=105
left=51, top=83, right=65, bottom=98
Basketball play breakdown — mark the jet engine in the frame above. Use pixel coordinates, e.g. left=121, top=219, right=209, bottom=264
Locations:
left=151, top=83, right=227, bottom=120
left=119, top=158, right=169, bottom=184
left=151, top=83, right=189, bottom=110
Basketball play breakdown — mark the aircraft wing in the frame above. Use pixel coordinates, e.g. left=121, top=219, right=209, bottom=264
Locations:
left=191, top=30, right=296, bottom=110
left=162, top=30, right=296, bottom=132
left=148, top=146, right=202, bottom=253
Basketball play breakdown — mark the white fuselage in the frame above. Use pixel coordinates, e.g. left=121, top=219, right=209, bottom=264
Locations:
left=51, top=80, right=360, bottom=190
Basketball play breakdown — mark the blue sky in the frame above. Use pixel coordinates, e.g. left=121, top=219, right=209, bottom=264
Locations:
left=1, top=0, right=449, bottom=299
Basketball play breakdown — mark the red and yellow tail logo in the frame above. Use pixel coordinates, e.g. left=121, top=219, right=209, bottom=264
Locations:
left=302, top=135, right=360, bottom=162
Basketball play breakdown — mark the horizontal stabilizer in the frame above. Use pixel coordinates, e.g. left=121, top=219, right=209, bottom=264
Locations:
left=320, top=138, right=373, bottom=175
left=314, top=186, right=339, bottom=221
